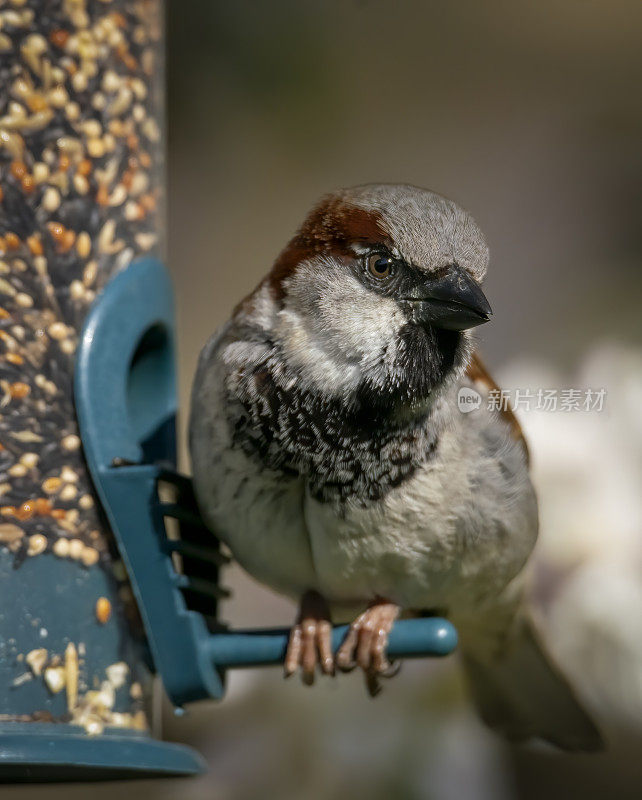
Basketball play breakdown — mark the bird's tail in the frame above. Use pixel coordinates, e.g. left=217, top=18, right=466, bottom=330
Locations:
left=457, top=605, right=604, bottom=752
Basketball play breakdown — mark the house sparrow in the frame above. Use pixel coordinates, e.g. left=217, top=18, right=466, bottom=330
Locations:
left=190, top=184, right=603, bottom=751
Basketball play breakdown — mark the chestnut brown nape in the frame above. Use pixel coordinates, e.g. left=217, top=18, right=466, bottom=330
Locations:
left=267, top=196, right=392, bottom=302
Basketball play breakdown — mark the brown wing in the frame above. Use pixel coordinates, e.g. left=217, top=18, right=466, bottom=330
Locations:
left=465, top=351, right=530, bottom=464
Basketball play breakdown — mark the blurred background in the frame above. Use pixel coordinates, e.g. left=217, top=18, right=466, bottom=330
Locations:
left=9, top=1, right=641, bottom=798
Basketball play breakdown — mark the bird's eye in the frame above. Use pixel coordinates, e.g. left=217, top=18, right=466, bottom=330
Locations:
left=367, top=254, right=394, bottom=279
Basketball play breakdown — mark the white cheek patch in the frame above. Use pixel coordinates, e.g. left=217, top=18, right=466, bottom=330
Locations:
left=275, top=256, right=406, bottom=396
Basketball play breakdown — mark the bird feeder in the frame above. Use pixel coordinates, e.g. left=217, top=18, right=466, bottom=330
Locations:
left=0, top=0, right=457, bottom=783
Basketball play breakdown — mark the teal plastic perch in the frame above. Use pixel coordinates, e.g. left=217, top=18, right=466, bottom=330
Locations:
left=206, top=618, right=458, bottom=669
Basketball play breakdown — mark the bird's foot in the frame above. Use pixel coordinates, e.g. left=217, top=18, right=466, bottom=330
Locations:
left=336, top=599, right=401, bottom=696
left=284, top=590, right=334, bottom=684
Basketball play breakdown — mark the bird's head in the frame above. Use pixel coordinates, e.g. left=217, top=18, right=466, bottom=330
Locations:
left=265, top=184, right=492, bottom=415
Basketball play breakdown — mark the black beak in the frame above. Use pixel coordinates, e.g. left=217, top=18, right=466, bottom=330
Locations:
left=401, top=265, right=492, bottom=331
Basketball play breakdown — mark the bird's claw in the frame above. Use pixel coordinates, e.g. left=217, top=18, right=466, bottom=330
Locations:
left=335, top=600, right=401, bottom=696
left=284, top=590, right=334, bottom=684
